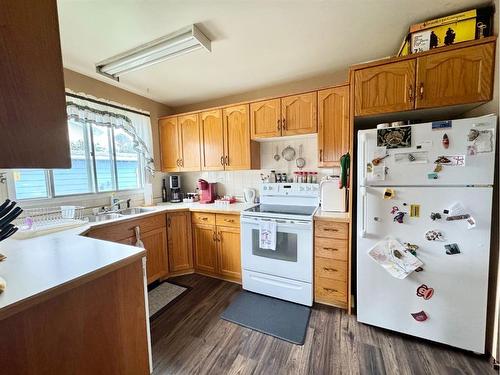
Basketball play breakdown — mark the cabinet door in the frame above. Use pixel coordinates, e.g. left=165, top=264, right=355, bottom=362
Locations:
left=318, top=86, right=350, bottom=167
left=159, top=117, right=181, bottom=172
left=167, top=212, right=193, bottom=273
left=200, top=109, right=225, bottom=171
left=193, top=224, right=218, bottom=274
left=0, top=0, right=70, bottom=169
left=217, top=226, right=241, bottom=282
left=223, top=104, right=256, bottom=170
left=178, top=114, right=201, bottom=171
left=250, top=99, right=281, bottom=139
left=141, top=227, right=168, bottom=284
left=416, top=43, right=495, bottom=109
left=354, top=60, right=416, bottom=116
left=281, top=92, right=317, bottom=136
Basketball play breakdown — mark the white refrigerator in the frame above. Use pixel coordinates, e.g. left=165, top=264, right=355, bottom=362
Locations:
left=356, top=114, right=497, bottom=353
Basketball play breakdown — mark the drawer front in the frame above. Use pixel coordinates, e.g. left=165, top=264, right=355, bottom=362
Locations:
left=314, top=221, right=348, bottom=239
left=315, top=277, right=347, bottom=303
left=315, top=237, right=348, bottom=261
left=215, top=213, right=240, bottom=227
left=191, top=212, right=215, bottom=225
left=315, top=257, right=347, bottom=282
left=87, top=214, right=166, bottom=242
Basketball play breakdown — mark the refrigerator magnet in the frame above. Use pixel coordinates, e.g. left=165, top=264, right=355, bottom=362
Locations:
left=390, top=206, right=399, bottom=214
left=427, top=172, right=438, bottom=180
left=430, top=212, right=442, bottom=221
left=442, top=133, right=449, bottom=149
left=425, top=230, right=445, bottom=241
left=466, top=217, right=477, bottom=229
left=445, top=243, right=460, bottom=255
left=393, top=211, right=405, bottom=224
left=411, top=311, right=429, bottom=322
left=383, top=188, right=395, bottom=199
left=415, top=267, right=424, bottom=272
left=409, top=204, right=420, bottom=218
left=377, top=127, right=412, bottom=149
left=416, top=284, right=434, bottom=300
left=404, top=243, right=419, bottom=256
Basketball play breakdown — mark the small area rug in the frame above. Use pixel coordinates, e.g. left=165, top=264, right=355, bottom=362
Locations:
left=148, top=282, right=187, bottom=318
left=221, top=291, right=311, bottom=345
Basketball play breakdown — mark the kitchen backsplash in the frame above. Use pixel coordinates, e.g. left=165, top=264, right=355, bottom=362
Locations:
left=167, top=135, right=339, bottom=199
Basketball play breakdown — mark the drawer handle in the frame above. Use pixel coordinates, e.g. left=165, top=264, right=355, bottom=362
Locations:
left=224, top=219, right=234, bottom=223
left=323, top=267, right=338, bottom=272
left=201, top=217, right=208, bottom=221
left=324, top=287, right=338, bottom=293
left=323, top=247, right=338, bottom=251
left=323, top=228, right=339, bottom=232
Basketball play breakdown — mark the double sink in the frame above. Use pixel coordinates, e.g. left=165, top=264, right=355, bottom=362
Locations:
left=87, top=207, right=156, bottom=223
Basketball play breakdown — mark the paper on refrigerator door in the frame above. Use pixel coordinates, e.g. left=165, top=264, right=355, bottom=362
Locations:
left=367, top=237, right=423, bottom=279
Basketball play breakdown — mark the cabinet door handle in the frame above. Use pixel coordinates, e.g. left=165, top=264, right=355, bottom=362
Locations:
left=323, top=228, right=339, bottom=232
left=323, top=267, right=338, bottom=272
left=220, top=156, right=224, bottom=165
left=212, top=231, right=217, bottom=242
left=277, top=119, right=281, bottom=131
left=225, top=155, right=229, bottom=166
left=167, top=216, right=171, bottom=227
left=319, top=149, right=323, bottom=162
left=176, top=159, right=180, bottom=167
left=324, top=247, right=338, bottom=251
left=282, top=118, right=286, bottom=130
left=324, top=287, right=338, bottom=293
left=217, top=233, right=222, bottom=242
left=408, top=84, right=413, bottom=102
left=419, top=82, right=424, bottom=99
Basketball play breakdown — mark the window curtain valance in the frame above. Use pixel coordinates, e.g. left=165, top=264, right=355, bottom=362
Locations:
left=65, top=91, right=155, bottom=176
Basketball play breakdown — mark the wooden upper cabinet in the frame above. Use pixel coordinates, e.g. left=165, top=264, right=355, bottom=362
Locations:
left=354, top=60, right=416, bottom=116
left=318, top=85, right=350, bottom=167
left=415, top=43, right=495, bottom=109
left=193, top=223, right=218, bottom=274
left=200, top=109, right=225, bottom=171
left=217, top=226, right=241, bottom=282
left=250, top=99, right=281, bottom=139
left=178, top=114, right=201, bottom=171
left=281, top=92, right=317, bottom=136
left=167, top=212, right=193, bottom=273
left=159, top=117, right=181, bottom=172
left=223, top=104, right=259, bottom=170
left=1, top=0, right=70, bottom=168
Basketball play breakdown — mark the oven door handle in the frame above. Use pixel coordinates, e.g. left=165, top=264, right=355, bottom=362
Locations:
left=241, top=217, right=311, bottom=226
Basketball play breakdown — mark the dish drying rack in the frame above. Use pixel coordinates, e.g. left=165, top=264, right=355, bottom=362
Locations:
left=13, top=206, right=89, bottom=239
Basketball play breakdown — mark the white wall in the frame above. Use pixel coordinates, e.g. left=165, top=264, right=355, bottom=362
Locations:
left=170, top=135, right=338, bottom=199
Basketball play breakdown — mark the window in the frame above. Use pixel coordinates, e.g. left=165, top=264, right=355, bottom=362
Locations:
left=11, top=119, right=144, bottom=200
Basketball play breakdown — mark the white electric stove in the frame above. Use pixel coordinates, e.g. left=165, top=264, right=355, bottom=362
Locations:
left=240, top=183, right=319, bottom=306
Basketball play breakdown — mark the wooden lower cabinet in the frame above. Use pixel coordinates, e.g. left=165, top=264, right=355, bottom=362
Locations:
left=86, top=213, right=169, bottom=285
left=217, top=226, right=241, bottom=282
left=142, top=227, right=168, bottom=285
left=192, top=213, right=242, bottom=283
left=166, top=211, right=193, bottom=274
left=193, top=223, right=218, bottom=274
left=314, top=220, right=349, bottom=310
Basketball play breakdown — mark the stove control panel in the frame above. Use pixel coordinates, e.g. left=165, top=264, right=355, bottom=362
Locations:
left=261, top=183, right=319, bottom=197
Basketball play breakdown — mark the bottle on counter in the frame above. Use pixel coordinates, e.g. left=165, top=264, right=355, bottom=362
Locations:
left=161, top=179, right=168, bottom=202
left=269, top=170, right=276, bottom=183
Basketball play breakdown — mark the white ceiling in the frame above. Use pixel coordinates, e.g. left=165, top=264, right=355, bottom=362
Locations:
left=58, top=0, right=484, bottom=108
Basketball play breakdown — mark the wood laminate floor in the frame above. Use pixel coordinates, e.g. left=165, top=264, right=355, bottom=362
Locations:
left=151, top=274, right=496, bottom=375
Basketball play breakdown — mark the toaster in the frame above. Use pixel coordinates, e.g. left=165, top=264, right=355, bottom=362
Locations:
left=320, top=177, right=347, bottom=212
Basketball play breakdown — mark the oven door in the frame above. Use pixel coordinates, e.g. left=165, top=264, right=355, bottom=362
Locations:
left=241, top=216, right=313, bottom=282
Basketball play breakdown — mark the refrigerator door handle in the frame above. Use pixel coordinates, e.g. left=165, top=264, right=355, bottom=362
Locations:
left=361, top=187, right=367, bottom=238
left=360, top=133, right=367, bottom=186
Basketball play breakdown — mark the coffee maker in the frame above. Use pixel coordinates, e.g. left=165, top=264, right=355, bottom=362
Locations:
left=197, top=179, right=216, bottom=204
left=169, top=175, right=182, bottom=203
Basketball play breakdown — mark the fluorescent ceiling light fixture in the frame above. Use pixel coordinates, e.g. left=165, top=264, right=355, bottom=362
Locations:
left=95, top=25, right=211, bottom=80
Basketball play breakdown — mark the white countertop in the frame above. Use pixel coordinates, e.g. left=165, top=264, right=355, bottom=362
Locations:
left=314, top=209, right=350, bottom=222
left=0, top=202, right=256, bottom=319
